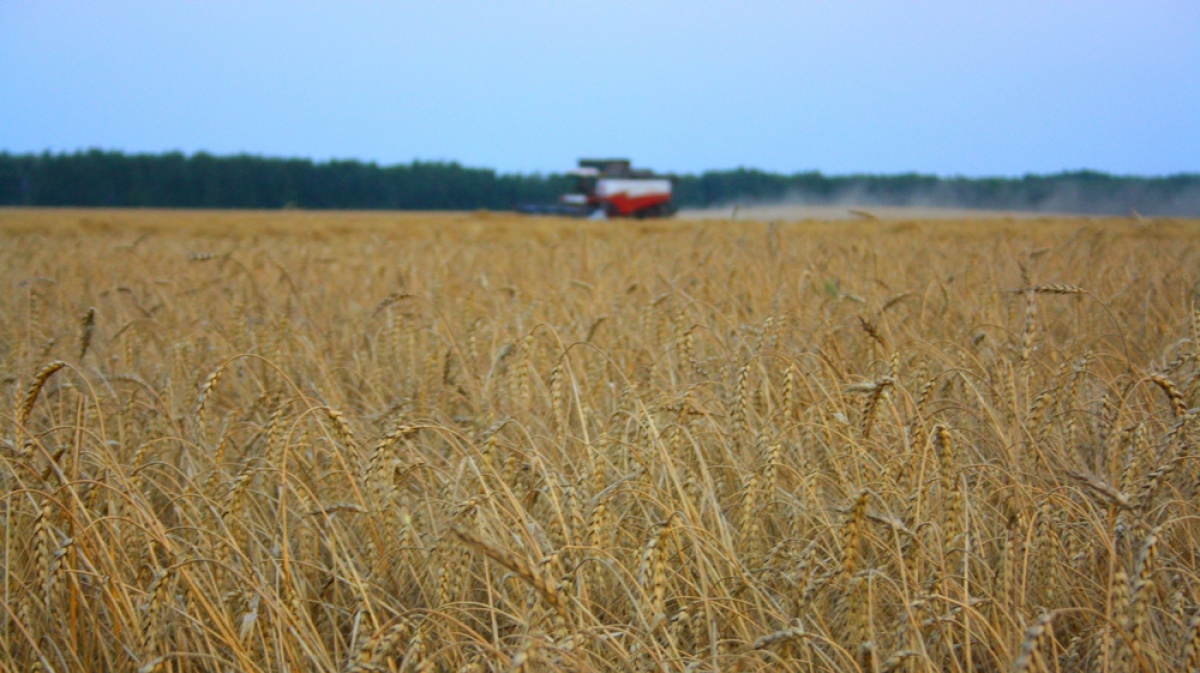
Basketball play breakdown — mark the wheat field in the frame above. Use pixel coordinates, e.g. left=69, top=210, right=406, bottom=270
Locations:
left=4, top=208, right=1200, bottom=673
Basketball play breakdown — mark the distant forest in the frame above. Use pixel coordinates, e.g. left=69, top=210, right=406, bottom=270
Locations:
left=2, top=149, right=1198, bottom=215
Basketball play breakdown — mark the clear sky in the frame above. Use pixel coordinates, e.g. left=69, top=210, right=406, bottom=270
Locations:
left=2, top=2, right=1198, bottom=177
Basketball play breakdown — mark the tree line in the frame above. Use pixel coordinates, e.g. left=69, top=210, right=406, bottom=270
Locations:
left=2, top=149, right=1197, bottom=215
left=0, top=150, right=571, bottom=210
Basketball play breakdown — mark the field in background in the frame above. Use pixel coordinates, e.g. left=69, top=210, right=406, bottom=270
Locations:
left=4, top=208, right=1200, bottom=672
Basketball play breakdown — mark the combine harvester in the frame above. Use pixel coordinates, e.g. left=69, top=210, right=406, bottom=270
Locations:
left=519, top=158, right=675, bottom=218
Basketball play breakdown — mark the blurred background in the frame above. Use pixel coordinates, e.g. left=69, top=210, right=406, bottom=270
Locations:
left=2, top=1, right=1198, bottom=214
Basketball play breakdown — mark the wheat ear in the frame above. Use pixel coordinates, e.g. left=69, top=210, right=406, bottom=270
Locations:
left=449, top=525, right=570, bottom=637
left=18, top=361, right=68, bottom=427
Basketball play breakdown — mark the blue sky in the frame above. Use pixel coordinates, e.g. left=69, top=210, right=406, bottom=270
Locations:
left=2, top=2, right=1198, bottom=176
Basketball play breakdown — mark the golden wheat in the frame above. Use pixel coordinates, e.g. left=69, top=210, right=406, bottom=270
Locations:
left=3, top=209, right=1200, bottom=672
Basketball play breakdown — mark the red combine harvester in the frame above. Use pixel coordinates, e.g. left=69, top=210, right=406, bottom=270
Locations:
left=519, top=158, right=675, bottom=218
